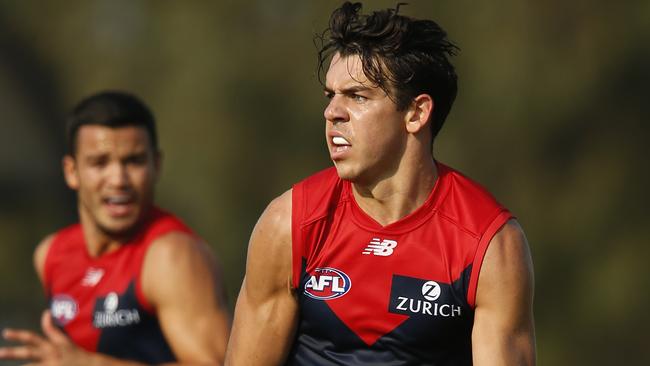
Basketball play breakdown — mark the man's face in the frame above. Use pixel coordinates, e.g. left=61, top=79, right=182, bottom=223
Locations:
left=63, top=125, right=160, bottom=237
left=324, top=53, right=409, bottom=184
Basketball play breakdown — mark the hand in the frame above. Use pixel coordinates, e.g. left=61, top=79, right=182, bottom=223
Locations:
left=0, top=310, right=90, bottom=366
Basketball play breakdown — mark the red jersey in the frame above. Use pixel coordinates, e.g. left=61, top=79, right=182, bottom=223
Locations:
left=43, top=207, right=193, bottom=363
left=288, top=163, right=513, bottom=365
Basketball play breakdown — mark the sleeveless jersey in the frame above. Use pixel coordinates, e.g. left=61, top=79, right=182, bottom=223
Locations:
left=43, top=207, right=193, bottom=363
left=288, top=163, right=513, bottom=365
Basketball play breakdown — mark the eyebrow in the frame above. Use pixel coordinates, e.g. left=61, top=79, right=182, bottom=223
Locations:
left=82, top=148, right=149, bottom=160
left=84, top=152, right=107, bottom=160
left=324, top=85, right=373, bottom=94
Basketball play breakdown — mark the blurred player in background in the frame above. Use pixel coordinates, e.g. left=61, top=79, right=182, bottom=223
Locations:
left=226, top=2, right=535, bottom=365
left=0, top=91, right=230, bottom=365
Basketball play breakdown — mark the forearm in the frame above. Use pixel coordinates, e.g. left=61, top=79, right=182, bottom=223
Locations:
left=226, top=287, right=298, bottom=365
left=88, top=352, right=221, bottom=366
left=472, top=330, right=536, bottom=366
left=88, top=348, right=223, bottom=366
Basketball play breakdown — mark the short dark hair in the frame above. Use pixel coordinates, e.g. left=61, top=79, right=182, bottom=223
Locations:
left=317, top=2, right=459, bottom=139
left=66, top=91, right=158, bottom=155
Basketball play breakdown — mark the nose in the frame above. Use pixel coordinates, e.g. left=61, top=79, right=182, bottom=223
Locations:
left=106, top=162, right=129, bottom=188
left=324, top=95, right=349, bottom=123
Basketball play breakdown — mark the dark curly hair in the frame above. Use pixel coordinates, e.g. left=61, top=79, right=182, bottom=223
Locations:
left=317, top=2, right=459, bottom=140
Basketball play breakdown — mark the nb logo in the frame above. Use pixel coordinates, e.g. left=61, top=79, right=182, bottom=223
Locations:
left=81, top=267, right=104, bottom=287
left=362, top=238, right=398, bottom=256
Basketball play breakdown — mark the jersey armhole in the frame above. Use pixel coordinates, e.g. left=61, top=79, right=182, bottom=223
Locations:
left=135, top=271, right=155, bottom=314
left=136, top=241, right=157, bottom=314
left=291, top=185, right=305, bottom=290
left=41, top=235, right=59, bottom=296
left=466, top=210, right=513, bottom=308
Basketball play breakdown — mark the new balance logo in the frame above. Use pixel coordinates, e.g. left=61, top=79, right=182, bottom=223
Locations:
left=81, top=267, right=105, bottom=287
left=362, top=238, right=398, bottom=256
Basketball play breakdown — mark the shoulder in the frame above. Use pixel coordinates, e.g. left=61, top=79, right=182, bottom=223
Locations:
left=491, top=219, right=528, bottom=251
left=243, top=190, right=293, bottom=293
left=250, top=189, right=292, bottom=255
left=476, top=219, right=534, bottom=307
left=485, top=219, right=532, bottom=274
left=143, top=230, right=212, bottom=276
left=293, top=167, right=346, bottom=224
left=138, top=209, right=204, bottom=272
left=33, top=224, right=84, bottom=286
left=436, top=163, right=510, bottom=236
left=141, top=229, right=220, bottom=308
left=143, top=207, right=194, bottom=240
left=265, top=189, right=292, bottom=223
left=33, top=233, right=56, bottom=283
left=293, top=167, right=340, bottom=204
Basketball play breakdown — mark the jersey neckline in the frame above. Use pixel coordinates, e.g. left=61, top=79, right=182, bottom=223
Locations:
left=79, top=207, right=162, bottom=263
left=344, top=161, right=450, bottom=234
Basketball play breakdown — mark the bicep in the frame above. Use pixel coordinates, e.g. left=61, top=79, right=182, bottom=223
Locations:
left=142, top=233, right=230, bottom=365
left=226, top=191, right=298, bottom=366
left=472, top=219, right=536, bottom=366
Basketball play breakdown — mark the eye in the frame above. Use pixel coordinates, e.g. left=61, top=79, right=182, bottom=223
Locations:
left=352, top=94, right=367, bottom=103
left=87, top=156, right=108, bottom=167
left=125, top=154, right=148, bottom=166
left=324, top=91, right=334, bottom=100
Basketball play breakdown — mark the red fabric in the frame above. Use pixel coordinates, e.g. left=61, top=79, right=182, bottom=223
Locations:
left=291, top=162, right=512, bottom=346
left=42, top=207, right=193, bottom=352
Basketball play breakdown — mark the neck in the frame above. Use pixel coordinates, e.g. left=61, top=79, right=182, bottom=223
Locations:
left=78, top=208, right=138, bottom=258
left=352, top=153, right=438, bottom=226
left=81, top=226, right=124, bottom=258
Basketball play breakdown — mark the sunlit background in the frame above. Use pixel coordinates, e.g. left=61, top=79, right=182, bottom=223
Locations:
left=1, top=1, right=648, bottom=365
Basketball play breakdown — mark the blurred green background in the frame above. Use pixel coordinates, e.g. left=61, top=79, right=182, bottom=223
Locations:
left=1, top=1, right=648, bottom=364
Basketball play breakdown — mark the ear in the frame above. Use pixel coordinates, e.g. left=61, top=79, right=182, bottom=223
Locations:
left=62, top=155, right=79, bottom=190
left=405, top=94, right=434, bottom=134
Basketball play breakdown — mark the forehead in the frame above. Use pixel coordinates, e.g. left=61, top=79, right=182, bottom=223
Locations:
left=75, top=125, right=152, bottom=155
left=325, top=53, right=373, bottom=88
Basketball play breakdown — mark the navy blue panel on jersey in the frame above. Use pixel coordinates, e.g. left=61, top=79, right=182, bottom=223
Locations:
left=287, top=261, right=474, bottom=365
left=95, top=281, right=176, bottom=363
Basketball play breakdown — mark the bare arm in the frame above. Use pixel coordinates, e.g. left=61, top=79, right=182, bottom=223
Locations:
left=472, top=219, right=536, bottom=366
left=141, top=231, right=231, bottom=365
left=1, top=232, right=230, bottom=366
left=225, top=190, right=298, bottom=365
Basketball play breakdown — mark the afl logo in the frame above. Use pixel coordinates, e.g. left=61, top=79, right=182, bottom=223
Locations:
left=304, top=267, right=352, bottom=300
left=50, top=295, right=78, bottom=325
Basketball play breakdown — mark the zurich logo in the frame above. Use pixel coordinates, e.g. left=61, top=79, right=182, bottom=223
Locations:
left=304, top=267, right=352, bottom=300
left=421, top=280, right=441, bottom=301
left=50, top=295, right=78, bottom=326
left=104, top=292, right=119, bottom=314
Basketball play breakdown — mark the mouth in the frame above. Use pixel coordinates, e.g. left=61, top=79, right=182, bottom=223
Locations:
left=330, top=135, right=351, bottom=160
left=332, top=136, right=351, bottom=150
left=102, top=194, right=136, bottom=217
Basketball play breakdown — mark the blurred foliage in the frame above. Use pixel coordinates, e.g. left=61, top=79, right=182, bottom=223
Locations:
left=0, top=1, right=648, bottom=364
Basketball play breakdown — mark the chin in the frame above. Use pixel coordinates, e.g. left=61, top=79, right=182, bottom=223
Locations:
left=333, top=164, right=360, bottom=182
left=333, top=162, right=350, bottom=178
left=98, top=214, right=143, bottom=237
